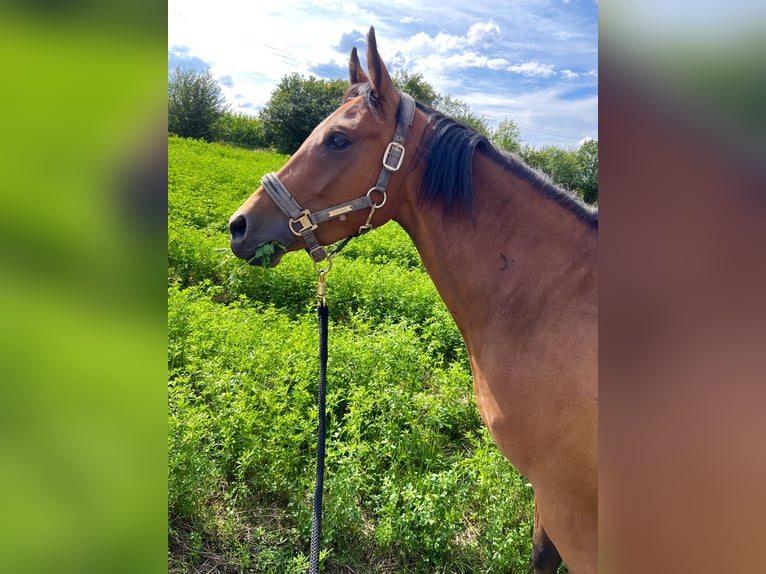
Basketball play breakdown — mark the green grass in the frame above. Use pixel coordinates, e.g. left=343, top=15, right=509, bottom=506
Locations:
left=168, top=135, right=536, bottom=573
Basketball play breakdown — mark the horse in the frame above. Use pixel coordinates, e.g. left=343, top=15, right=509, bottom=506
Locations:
left=229, top=27, right=597, bottom=573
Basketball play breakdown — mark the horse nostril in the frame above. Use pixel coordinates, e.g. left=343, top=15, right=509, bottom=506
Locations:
left=229, top=215, right=247, bottom=242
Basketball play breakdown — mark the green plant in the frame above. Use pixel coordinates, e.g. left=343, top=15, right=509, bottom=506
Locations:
left=251, top=241, right=286, bottom=268
left=213, top=111, right=266, bottom=149
left=259, top=74, right=348, bottom=154
left=168, top=67, right=229, bottom=142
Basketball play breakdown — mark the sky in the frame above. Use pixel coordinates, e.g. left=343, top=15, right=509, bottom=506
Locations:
left=168, top=0, right=598, bottom=149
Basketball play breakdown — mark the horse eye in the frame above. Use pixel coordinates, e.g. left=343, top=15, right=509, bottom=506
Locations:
left=326, top=132, right=351, bottom=150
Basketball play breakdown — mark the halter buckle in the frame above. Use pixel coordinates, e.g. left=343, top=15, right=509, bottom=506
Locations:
left=289, top=210, right=317, bottom=236
left=382, top=141, right=405, bottom=172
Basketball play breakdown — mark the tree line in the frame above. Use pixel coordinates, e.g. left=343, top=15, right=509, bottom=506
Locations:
left=168, top=67, right=597, bottom=204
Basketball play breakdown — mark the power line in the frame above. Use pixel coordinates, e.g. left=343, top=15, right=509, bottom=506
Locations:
left=169, top=9, right=321, bottom=70
left=515, top=122, right=594, bottom=139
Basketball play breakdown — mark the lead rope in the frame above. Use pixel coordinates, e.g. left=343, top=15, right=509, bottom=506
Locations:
left=309, top=268, right=329, bottom=574
left=306, top=190, right=378, bottom=572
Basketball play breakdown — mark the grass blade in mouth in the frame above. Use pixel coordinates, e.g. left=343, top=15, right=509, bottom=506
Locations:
left=249, top=241, right=286, bottom=268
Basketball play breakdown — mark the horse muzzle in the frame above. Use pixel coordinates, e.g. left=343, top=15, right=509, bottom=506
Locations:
left=228, top=195, right=299, bottom=266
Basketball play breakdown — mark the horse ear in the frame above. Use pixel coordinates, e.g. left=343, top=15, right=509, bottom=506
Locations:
left=366, top=26, right=398, bottom=107
left=349, top=46, right=369, bottom=85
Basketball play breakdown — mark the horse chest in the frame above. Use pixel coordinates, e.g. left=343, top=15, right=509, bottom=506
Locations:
left=469, top=361, right=549, bottom=476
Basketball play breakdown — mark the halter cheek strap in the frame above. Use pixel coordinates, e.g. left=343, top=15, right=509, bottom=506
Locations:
left=261, top=91, right=416, bottom=262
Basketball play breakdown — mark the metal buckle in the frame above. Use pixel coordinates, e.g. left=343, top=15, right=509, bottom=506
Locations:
left=382, top=141, right=405, bottom=172
left=289, top=210, right=317, bottom=236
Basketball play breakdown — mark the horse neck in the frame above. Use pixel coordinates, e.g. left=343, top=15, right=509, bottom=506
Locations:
left=394, top=151, right=598, bottom=352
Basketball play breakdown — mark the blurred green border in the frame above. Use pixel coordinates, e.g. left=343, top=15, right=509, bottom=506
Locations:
left=0, top=5, right=168, bottom=574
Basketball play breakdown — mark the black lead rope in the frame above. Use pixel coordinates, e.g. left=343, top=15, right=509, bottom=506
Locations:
left=306, top=232, right=358, bottom=573
left=309, top=271, right=329, bottom=574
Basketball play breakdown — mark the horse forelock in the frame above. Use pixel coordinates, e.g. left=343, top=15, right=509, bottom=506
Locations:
left=343, top=82, right=383, bottom=118
left=343, top=82, right=370, bottom=103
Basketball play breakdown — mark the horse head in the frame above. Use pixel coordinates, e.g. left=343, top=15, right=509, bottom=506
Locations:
left=229, top=27, right=415, bottom=266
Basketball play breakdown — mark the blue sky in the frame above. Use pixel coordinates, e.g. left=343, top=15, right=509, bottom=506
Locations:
left=168, top=0, right=598, bottom=149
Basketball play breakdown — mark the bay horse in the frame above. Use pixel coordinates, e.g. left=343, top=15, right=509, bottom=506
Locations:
left=229, top=27, right=597, bottom=573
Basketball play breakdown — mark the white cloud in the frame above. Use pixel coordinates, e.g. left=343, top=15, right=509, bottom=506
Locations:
left=433, top=31, right=466, bottom=52
left=400, top=20, right=501, bottom=57
left=388, top=22, right=512, bottom=90
left=507, top=61, right=557, bottom=77
left=488, top=57, right=511, bottom=70
left=561, top=69, right=579, bottom=79
left=434, top=51, right=508, bottom=70
left=403, top=31, right=434, bottom=54
left=466, top=20, right=501, bottom=46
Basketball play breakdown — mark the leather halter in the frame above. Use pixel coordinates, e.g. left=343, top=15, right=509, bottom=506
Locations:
left=261, top=92, right=416, bottom=263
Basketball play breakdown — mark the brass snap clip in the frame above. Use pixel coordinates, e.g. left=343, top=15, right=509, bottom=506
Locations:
left=313, top=256, right=332, bottom=306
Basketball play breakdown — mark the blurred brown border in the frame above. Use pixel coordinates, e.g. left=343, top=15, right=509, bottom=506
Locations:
left=599, top=29, right=766, bottom=573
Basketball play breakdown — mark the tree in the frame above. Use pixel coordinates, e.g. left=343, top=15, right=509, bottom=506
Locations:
left=434, top=93, right=491, bottom=136
left=520, top=140, right=598, bottom=205
left=575, top=139, right=598, bottom=205
left=168, top=67, right=229, bottom=142
left=392, top=69, right=438, bottom=107
left=521, top=145, right=580, bottom=195
left=260, top=74, right=348, bottom=154
left=490, top=118, right=523, bottom=154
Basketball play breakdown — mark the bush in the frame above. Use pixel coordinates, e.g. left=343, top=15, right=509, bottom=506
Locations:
left=214, top=111, right=266, bottom=149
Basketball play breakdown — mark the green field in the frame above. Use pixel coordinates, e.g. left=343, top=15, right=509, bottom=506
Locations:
left=168, top=135, right=536, bottom=573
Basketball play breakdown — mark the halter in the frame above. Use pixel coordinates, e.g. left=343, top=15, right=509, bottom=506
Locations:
left=261, top=91, right=417, bottom=263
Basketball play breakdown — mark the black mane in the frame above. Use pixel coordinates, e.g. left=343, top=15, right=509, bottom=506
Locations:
left=416, top=106, right=485, bottom=216
left=415, top=102, right=598, bottom=228
left=344, top=84, right=598, bottom=229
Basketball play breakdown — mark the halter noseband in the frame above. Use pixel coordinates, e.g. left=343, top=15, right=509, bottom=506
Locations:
left=260, top=91, right=416, bottom=263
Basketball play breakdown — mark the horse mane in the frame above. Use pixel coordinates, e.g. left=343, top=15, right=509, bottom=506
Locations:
left=345, top=84, right=598, bottom=229
left=416, top=102, right=598, bottom=228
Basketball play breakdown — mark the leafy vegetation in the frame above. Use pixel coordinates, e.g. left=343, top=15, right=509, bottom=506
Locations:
left=491, top=118, right=524, bottom=155
left=393, top=69, right=439, bottom=107
left=259, top=74, right=349, bottom=155
left=168, top=135, right=538, bottom=572
left=169, top=67, right=229, bottom=142
left=214, top=111, right=267, bottom=150
left=521, top=139, right=598, bottom=205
